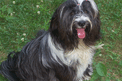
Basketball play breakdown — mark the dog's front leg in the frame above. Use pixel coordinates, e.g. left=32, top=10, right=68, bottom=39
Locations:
left=82, top=64, right=93, bottom=80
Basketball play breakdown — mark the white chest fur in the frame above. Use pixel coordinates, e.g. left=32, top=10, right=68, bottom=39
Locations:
left=48, top=35, right=96, bottom=80
left=66, top=40, right=95, bottom=65
left=66, top=40, right=95, bottom=80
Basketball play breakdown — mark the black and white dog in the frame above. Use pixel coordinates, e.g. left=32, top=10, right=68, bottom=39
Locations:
left=0, top=0, right=102, bottom=81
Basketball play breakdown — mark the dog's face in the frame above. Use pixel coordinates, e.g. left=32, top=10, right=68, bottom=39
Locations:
left=49, top=0, right=101, bottom=50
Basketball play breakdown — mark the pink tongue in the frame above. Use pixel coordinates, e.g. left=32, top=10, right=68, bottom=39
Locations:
left=76, top=28, right=85, bottom=39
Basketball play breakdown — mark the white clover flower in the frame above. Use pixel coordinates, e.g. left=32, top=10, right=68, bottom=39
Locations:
left=41, top=0, right=43, bottom=2
left=112, top=30, right=115, bottom=32
left=10, top=13, right=13, bottom=16
left=37, top=11, right=40, bottom=15
left=24, top=8, right=26, bottom=10
left=17, top=33, right=19, bottom=35
left=23, top=33, right=26, bottom=36
left=13, top=1, right=15, bottom=4
left=13, top=12, right=15, bottom=14
left=36, top=5, right=40, bottom=8
left=99, top=54, right=102, bottom=57
left=21, top=38, right=24, bottom=42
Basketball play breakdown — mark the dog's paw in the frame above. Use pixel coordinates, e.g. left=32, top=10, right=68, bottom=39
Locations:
left=83, top=65, right=93, bottom=80
left=95, top=44, right=104, bottom=49
left=83, top=75, right=91, bottom=80
left=83, top=72, right=92, bottom=81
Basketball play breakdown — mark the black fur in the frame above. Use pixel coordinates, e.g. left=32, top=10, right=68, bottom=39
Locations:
left=0, top=31, right=76, bottom=81
left=0, top=0, right=101, bottom=81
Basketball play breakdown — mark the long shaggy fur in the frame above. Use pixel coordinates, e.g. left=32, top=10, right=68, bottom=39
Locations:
left=0, top=0, right=101, bottom=81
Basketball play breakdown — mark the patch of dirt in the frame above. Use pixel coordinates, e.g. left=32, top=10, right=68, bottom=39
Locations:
left=0, top=51, right=7, bottom=62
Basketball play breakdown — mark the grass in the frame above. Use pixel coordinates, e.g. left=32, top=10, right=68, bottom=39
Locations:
left=0, top=0, right=122, bottom=81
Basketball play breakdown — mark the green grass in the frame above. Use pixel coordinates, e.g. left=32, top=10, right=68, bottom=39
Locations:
left=0, top=0, right=122, bottom=81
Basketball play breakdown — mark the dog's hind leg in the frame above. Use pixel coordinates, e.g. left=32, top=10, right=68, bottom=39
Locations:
left=0, top=52, right=20, bottom=81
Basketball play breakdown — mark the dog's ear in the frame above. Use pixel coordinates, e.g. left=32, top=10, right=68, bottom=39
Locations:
left=48, top=8, right=61, bottom=40
left=49, top=8, right=59, bottom=32
left=48, top=3, right=78, bottom=50
left=83, top=12, right=101, bottom=45
left=89, top=13, right=101, bottom=43
left=48, top=3, right=67, bottom=39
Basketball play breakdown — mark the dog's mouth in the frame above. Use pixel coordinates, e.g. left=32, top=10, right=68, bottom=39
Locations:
left=76, top=28, right=86, bottom=39
left=73, top=21, right=90, bottom=39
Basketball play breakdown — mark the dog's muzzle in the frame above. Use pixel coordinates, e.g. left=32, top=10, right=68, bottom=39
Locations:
left=74, top=20, right=90, bottom=29
left=73, top=20, right=91, bottom=39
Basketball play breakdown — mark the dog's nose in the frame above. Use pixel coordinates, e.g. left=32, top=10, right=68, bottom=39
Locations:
left=78, top=21, right=86, bottom=27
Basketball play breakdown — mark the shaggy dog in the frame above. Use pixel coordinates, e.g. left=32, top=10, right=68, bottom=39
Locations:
left=0, top=0, right=103, bottom=81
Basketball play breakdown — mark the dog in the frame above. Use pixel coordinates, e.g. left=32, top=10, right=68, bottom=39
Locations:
left=0, top=0, right=102, bottom=81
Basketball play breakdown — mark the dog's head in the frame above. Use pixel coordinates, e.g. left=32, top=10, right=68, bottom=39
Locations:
left=49, top=0, right=101, bottom=50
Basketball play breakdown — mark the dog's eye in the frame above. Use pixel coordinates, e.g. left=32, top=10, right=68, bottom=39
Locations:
left=70, top=12, right=75, bottom=15
left=84, top=10, right=88, bottom=14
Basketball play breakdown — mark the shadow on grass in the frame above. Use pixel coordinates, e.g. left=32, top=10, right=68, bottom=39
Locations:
left=0, top=75, right=7, bottom=81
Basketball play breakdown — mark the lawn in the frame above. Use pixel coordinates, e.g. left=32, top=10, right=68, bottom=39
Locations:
left=0, top=0, right=122, bottom=81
